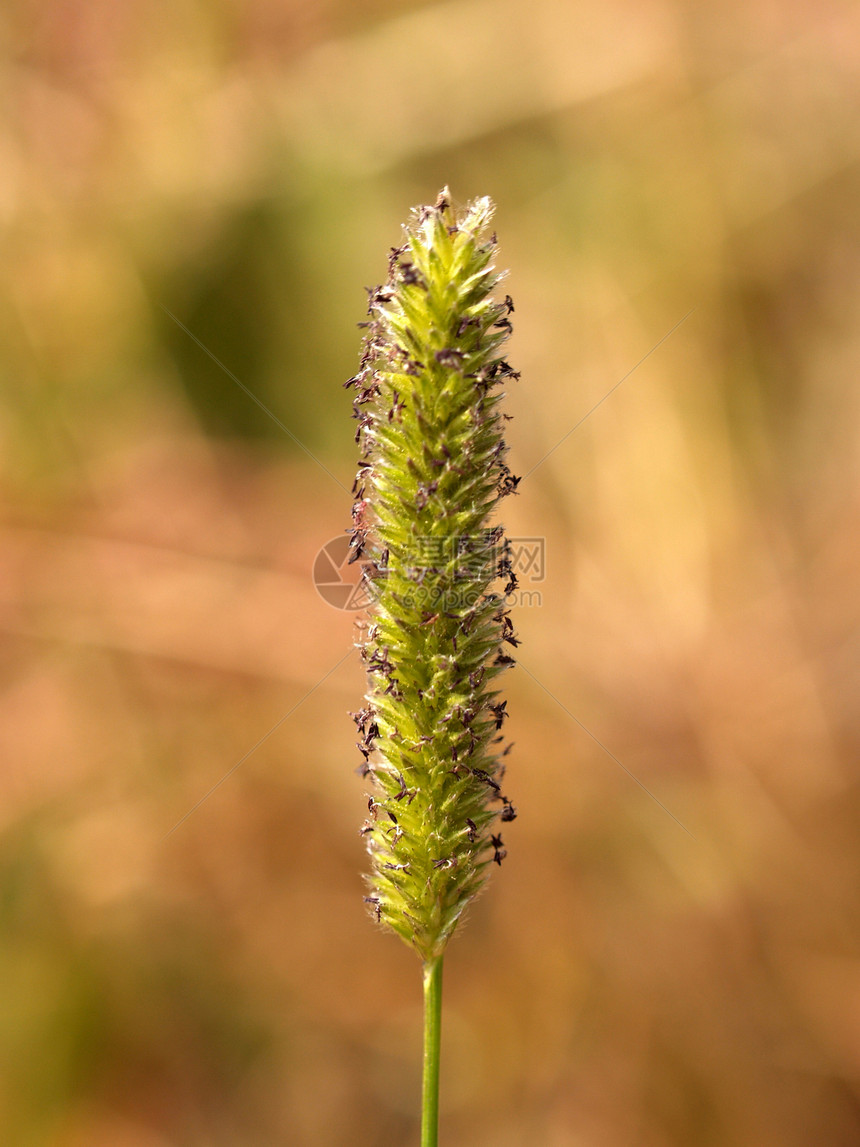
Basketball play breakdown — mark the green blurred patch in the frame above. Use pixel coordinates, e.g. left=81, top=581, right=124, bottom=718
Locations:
left=0, top=825, right=271, bottom=1145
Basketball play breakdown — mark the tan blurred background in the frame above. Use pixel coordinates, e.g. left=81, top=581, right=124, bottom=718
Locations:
left=2, top=0, right=860, bottom=1143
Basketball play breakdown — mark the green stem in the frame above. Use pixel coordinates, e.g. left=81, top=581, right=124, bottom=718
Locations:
left=421, top=956, right=444, bottom=1147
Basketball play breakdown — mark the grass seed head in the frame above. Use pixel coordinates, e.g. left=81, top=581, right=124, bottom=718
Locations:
left=348, top=188, right=520, bottom=961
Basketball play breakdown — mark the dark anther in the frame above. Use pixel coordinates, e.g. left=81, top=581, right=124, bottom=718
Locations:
left=347, top=534, right=366, bottom=564
left=497, top=361, right=521, bottom=381
left=354, top=413, right=373, bottom=445
left=368, top=285, right=394, bottom=311
left=367, top=648, right=394, bottom=675
left=351, top=706, right=371, bottom=731
left=416, top=481, right=439, bottom=509
left=346, top=529, right=366, bottom=562
left=352, top=498, right=368, bottom=524
left=489, top=701, right=508, bottom=729
left=364, top=895, right=382, bottom=922
left=472, top=768, right=501, bottom=793
left=357, top=382, right=381, bottom=404
left=434, top=348, right=464, bottom=368
left=500, top=799, right=517, bottom=822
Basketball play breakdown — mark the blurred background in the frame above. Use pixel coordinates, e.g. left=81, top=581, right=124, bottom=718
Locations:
left=2, top=0, right=860, bottom=1143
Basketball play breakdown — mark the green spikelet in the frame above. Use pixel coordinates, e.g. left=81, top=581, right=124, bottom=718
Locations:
left=347, top=188, right=520, bottom=962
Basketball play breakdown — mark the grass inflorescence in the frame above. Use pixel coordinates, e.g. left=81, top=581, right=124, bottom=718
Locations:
left=346, top=188, right=520, bottom=964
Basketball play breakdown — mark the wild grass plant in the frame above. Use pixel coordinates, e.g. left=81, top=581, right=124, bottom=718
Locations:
left=346, top=190, right=520, bottom=1145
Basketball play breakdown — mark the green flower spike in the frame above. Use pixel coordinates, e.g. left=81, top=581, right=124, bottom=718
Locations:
left=346, top=187, right=521, bottom=1147
left=347, top=188, right=520, bottom=962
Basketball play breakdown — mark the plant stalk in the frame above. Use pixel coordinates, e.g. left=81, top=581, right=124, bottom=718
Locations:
left=421, top=957, right=444, bottom=1147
